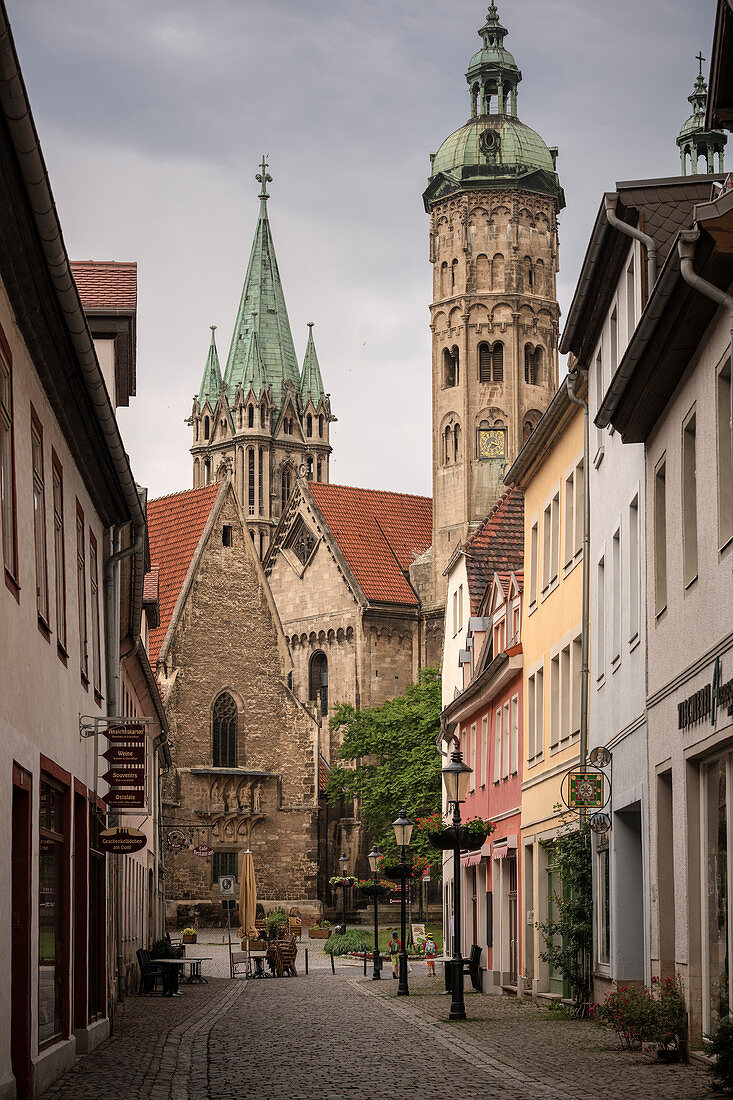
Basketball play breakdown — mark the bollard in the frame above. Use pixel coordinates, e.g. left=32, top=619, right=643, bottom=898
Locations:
left=363, top=952, right=367, bottom=976
left=305, top=947, right=309, bottom=975
left=330, top=949, right=335, bottom=975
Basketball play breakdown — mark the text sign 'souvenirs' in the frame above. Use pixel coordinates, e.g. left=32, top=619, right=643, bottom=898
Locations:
left=104, top=723, right=148, bottom=811
left=102, top=768, right=145, bottom=787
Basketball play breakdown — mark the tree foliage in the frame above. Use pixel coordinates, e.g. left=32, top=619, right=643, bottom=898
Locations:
left=325, top=666, right=442, bottom=863
left=537, top=815, right=593, bottom=1015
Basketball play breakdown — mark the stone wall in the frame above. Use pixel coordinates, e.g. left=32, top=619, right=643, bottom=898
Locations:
left=160, top=485, right=321, bottom=926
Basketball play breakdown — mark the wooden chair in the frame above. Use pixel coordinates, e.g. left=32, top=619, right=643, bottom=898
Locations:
left=137, top=948, right=164, bottom=995
left=279, top=940, right=298, bottom=977
left=231, top=951, right=249, bottom=978
left=288, top=915, right=302, bottom=939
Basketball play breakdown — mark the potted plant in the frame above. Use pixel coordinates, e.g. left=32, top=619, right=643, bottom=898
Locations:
left=418, top=812, right=494, bottom=851
left=264, top=907, right=289, bottom=941
left=182, top=926, right=197, bottom=944
left=308, top=920, right=332, bottom=939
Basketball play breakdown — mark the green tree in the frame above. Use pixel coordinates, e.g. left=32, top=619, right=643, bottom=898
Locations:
left=325, top=666, right=442, bottom=863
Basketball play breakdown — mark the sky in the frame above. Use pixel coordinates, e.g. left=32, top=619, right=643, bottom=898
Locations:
left=7, top=0, right=715, bottom=501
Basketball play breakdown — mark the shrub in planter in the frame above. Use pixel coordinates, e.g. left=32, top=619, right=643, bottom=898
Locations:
left=323, top=929, right=371, bottom=956
left=264, top=908, right=289, bottom=940
left=593, top=976, right=686, bottom=1055
left=309, top=920, right=331, bottom=939
left=181, top=927, right=197, bottom=944
left=151, top=938, right=177, bottom=959
left=707, top=1016, right=733, bottom=1093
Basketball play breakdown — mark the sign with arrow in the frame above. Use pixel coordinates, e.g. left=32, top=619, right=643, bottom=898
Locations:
left=103, top=744, right=145, bottom=766
left=103, top=787, right=146, bottom=809
left=102, top=768, right=145, bottom=787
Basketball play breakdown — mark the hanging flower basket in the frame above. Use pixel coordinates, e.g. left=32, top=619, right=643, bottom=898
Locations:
left=427, top=820, right=493, bottom=851
left=381, top=861, right=415, bottom=882
left=358, top=881, right=394, bottom=899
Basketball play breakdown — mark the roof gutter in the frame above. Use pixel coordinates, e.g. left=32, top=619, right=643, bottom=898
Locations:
left=604, top=193, right=657, bottom=290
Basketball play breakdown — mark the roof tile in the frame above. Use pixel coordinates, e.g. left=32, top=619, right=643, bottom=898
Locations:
left=308, top=483, right=432, bottom=606
left=71, top=260, right=137, bottom=311
left=463, top=485, right=524, bottom=614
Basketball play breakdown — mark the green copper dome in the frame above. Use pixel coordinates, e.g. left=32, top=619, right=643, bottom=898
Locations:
left=431, top=115, right=556, bottom=179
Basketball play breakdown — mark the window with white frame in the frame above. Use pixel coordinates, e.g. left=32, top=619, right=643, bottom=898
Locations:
left=510, top=694, right=519, bottom=775
left=596, top=555, right=605, bottom=681
left=612, top=527, right=621, bottom=665
left=502, top=700, right=511, bottom=780
left=470, top=722, right=476, bottom=790
left=628, top=495, right=640, bottom=644
left=550, top=653, right=560, bottom=749
left=571, top=636, right=582, bottom=737
left=493, top=708, right=502, bottom=783
left=542, top=492, right=559, bottom=594
left=596, top=842, right=610, bottom=968
left=683, top=407, right=698, bottom=586
left=529, top=520, right=538, bottom=608
left=563, top=458, right=584, bottom=569
left=551, top=631, right=582, bottom=748
left=717, top=358, right=732, bottom=549
left=527, top=665, right=544, bottom=763
left=481, top=715, right=488, bottom=786
left=654, top=458, right=667, bottom=616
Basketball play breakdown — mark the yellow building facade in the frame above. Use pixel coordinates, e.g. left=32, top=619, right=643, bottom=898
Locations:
left=505, top=377, right=584, bottom=997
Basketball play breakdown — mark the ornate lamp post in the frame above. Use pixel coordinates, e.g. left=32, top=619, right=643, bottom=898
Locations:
left=392, top=809, right=413, bottom=997
left=368, top=844, right=382, bottom=980
left=442, top=748, right=473, bottom=1021
left=339, top=852, right=349, bottom=931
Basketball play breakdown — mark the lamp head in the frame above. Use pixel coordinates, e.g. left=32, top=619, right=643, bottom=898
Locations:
left=442, top=748, right=472, bottom=805
left=339, top=852, right=348, bottom=871
left=367, top=845, right=382, bottom=873
left=392, top=808, right=414, bottom=848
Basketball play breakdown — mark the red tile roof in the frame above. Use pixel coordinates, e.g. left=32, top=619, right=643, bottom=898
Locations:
left=142, top=566, right=159, bottom=605
left=318, top=754, right=331, bottom=795
left=308, top=483, right=432, bottom=606
left=464, top=485, right=524, bottom=615
left=71, top=261, right=137, bottom=311
left=146, top=484, right=221, bottom=666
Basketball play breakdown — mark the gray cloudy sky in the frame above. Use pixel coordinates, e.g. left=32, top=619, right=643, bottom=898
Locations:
left=8, top=0, right=713, bottom=500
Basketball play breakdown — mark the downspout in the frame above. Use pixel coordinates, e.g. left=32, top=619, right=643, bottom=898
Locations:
left=604, top=194, right=657, bottom=293
left=678, top=230, right=733, bottom=564
left=566, top=368, right=590, bottom=824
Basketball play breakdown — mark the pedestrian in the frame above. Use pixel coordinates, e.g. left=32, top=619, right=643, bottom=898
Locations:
left=424, top=933, right=437, bottom=976
left=388, top=930, right=400, bottom=978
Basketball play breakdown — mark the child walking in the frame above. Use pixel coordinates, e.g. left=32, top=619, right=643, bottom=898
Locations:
left=388, top=931, right=400, bottom=978
left=424, top=933, right=437, bottom=976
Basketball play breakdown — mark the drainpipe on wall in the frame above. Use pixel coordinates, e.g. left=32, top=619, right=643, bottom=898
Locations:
left=604, top=194, right=657, bottom=295
left=566, top=368, right=590, bottom=825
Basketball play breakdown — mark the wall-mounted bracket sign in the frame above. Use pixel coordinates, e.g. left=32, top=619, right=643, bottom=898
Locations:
left=102, top=720, right=148, bottom=810
left=98, top=826, right=147, bottom=854
left=560, top=767, right=611, bottom=813
left=193, top=844, right=215, bottom=858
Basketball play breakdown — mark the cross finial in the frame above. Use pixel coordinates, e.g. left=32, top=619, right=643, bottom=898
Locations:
left=696, top=51, right=705, bottom=76
left=256, top=155, right=272, bottom=201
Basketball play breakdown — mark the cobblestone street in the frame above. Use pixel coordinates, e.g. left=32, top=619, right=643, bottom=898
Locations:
left=43, top=957, right=712, bottom=1100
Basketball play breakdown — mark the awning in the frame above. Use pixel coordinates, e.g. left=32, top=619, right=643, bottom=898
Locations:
left=461, top=851, right=482, bottom=866
left=492, top=844, right=509, bottom=860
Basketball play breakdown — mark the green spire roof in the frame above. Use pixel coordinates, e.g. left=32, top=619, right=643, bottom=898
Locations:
left=242, top=330, right=267, bottom=393
left=300, top=322, right=325, bottom=404
left=198, top=325, right=222, bottom=404
left=676, top=54, right=726, bottom=175
left=224, top=157, right=301, bottom=406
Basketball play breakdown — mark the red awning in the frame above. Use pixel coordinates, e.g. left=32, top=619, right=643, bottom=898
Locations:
left=492, top=844, right=509, bottom=860
left=461, top=851, right=483, bottom=866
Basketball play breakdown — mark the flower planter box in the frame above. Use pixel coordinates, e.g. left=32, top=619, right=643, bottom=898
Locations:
left=182, top=933, right=197, bottom=944
left=428, top=826, right=487, bottom=851
left=308, top=928, right=331, bottom=939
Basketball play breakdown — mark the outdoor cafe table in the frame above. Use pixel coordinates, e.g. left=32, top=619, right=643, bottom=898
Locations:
left=248, top=951, right=268, bottom=979
left=183, top=957, right=213, bottom=984
left=153, top=959, right=187, bottom=996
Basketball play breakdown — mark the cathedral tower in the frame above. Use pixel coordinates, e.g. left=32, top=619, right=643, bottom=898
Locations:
left=676, top=54, right=726, bottom=175
left=189, top=160, right=334, bottom=558
left=424, top=4, right=564, bottom=601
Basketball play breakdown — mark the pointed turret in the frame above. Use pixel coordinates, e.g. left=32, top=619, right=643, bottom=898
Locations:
left=300, top=322, right=326, bottom=404
left=676, top=53, right=726, bottom=175
left=198, top=325, right=222, bottom=403
left=224, top=158, right=301, bottom=406
left=243, top=330, right=267, bottom=394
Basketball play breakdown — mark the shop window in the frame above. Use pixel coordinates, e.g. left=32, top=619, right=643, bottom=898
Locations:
left=88, top=807, right=105, bottom=1021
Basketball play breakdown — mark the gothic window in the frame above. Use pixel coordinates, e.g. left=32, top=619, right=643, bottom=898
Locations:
left=204, top=459, right=211, bottom=484
left=492, top=342, right=504, bottom=383
left=248, top=405, right=254, bottom=428
left=523, top=418, right=536, bottom=443
left=318, top=415, right=324, bottom=438
left=281, top=467, right=292, bottom=511
left=248, top=449, right=255, bottom=515
left=285, top=516, right=317, bottom=569
left=524, top=345, right=543, bottom=386
left=491, top=253, right=505, bottom=291
left=258, top=447, right=264, bottom=514
left=471, top=83, right=479, bottom=117
left=204, top=416, right=210, bottom=440
left=309, top=651, right=328, bottom=716
left=212, top=692, right=238, bottom=767
left=523, top=256, right=533, bottom=290
left=193, top=458, right=200, bottom=488
left=306, top=413, right=312, bottom=436
left=441, top=261, right=449, bottom=298
left=259, top=531, right=265, bottom=559
left=317, top=458, right=323, bottom=482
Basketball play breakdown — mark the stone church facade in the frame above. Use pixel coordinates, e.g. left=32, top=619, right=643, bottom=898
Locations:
left=424, top=3, right=564, bottom=606
left=147, top=481, right=322, bottom=925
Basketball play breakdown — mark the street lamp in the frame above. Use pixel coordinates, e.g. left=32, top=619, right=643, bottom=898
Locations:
left=339, top=852, right=349, bottom=932
left=368, top=844, right=382, bottom=980
left=442, top=748, right=473, bottom=1021
left=392, top=809, right=413, bottom=996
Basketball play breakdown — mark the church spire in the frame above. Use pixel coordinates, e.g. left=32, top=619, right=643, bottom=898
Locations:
left=198, top=325, right=222, bottom=403
left=300, top=322, right=326, bottom=404
left=676, top=54, right=726, bottom=175
left=223, top=158, right=301, bottom=406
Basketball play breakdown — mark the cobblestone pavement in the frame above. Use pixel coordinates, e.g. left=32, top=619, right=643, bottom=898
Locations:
left=43, top=965, right=712, bottom=1100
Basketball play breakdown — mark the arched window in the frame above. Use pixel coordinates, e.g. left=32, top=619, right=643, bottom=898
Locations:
left=212, top=692, right=237, bottom=767
left=259, top=532, right=266, bottom=560
left=318, top=415, right=324, bottom=438
left=523, top=256, right=533, bottom=290
left=193, top=458, right=200, bottom=487
left=248, top=405, right=254, bottom=428
left=444, top=425, right=452, bottom=465
left=476, top=254, right=490, bottom=291
left=306, top=413, right=313, bottom=436
left=258, top=447, right=264, bottom=514
left=441, top=261, right=449, bottom=297
left=478, top=342, right=491, bottom=383
left=525, top=344, right=536, bottom=385
left=451, top=258, right=459, bottom=293
left=316, top=458, right=323, bottom=482
left=204, top=416, right=210, bottom=440
left=492, top=342, right=504, bottom=383
left=534, top=259, right=545, bottom=295
left=309, top=652, right=328, bottom=716
left=471, top=83, right=479, bottom=117
left=281, top=467, right=292, bottom=511
left=204, top=459, right=211, bottom=484
left=248, top=449, right=255, bottom=515
left=443, top=348, right=458, bottom=388
left=306, top=455, right=314, bottom=480
left=453, top=423, right=461, bottom=462
left=260, top=405, right=266, bottom=429
left=523, top=418, right=536, bottom=443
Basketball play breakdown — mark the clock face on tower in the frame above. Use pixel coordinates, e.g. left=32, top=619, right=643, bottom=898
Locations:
left=478, top=428, right=506, bottom=460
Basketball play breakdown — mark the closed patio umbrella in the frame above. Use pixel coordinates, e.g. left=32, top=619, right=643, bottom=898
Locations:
left=239, top=849, right=257, bottom=950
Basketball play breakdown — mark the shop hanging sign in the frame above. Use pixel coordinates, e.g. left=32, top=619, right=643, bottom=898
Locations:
left=98, top=826, right=147, bottom=854
left=193, top=844, right=215, bottom=858
left=106, top=723, right=146, bottom=743
left=104, top=787, right=146, bottom=808
left=102, top=768, right=145, bottom=787
left=560, top=766, right=611, bottom=813
left=103, top=744, right=145, bottom=766
left=103, top=723, right=147, bottom=809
